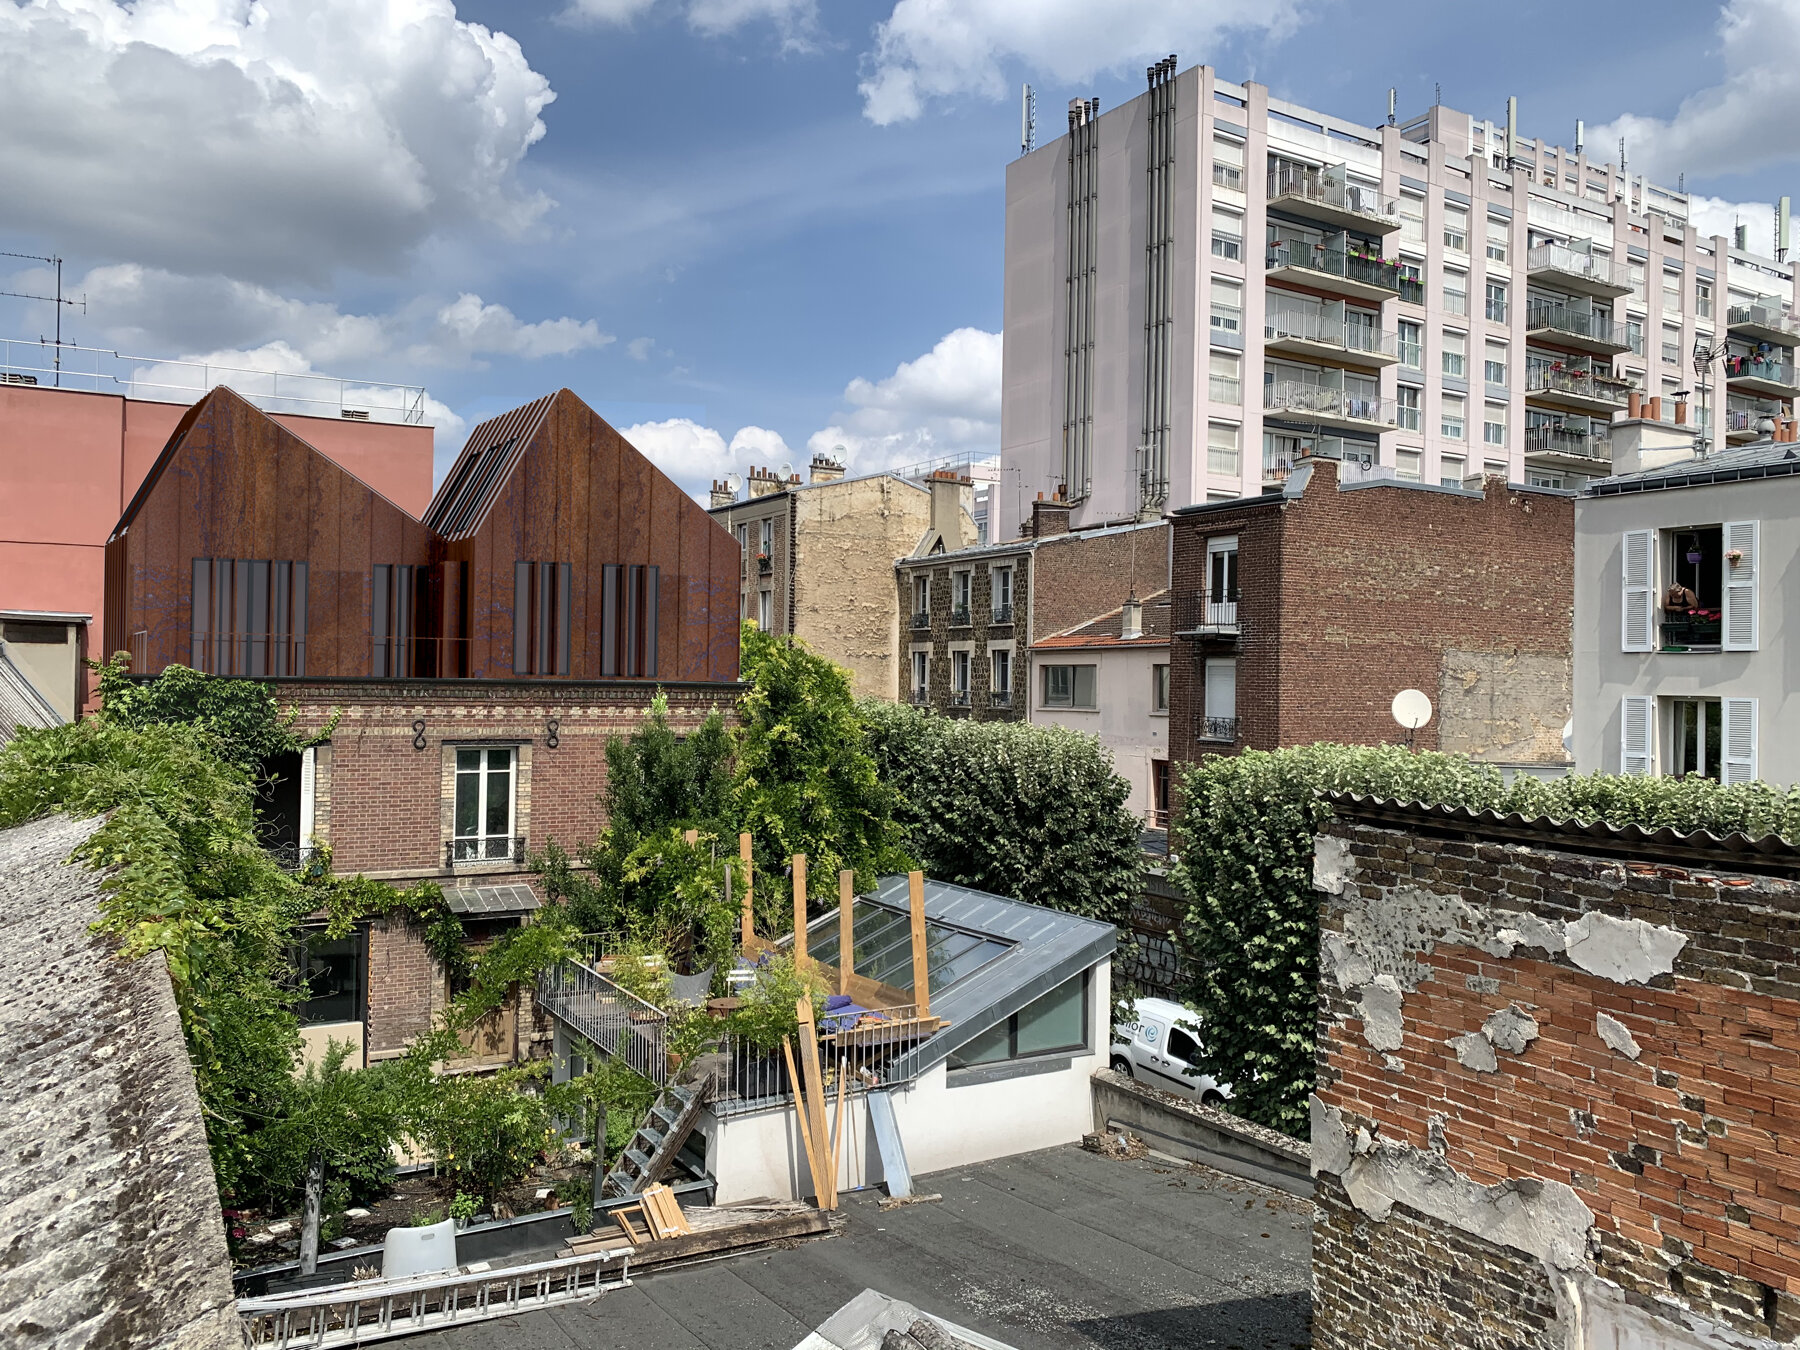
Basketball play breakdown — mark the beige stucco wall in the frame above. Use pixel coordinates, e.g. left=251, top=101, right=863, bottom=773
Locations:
left=1436, top=648, right=1572, bottom=764
left=793, top=476, right=933, bottom=701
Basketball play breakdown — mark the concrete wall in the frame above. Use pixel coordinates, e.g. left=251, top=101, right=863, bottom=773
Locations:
left=705, top=962, right=1110, bottom=1203
left=1029, top=644, right=1167, bottom=817
left=1574, top=479, right=1800, bottom=784
left=1312, top=811, right=1800, bottom=1349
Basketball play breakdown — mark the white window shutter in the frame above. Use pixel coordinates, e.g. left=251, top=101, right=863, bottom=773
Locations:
left=1621, top=529, right=1655, bottom=652
left=1722, top=520, right=1759, bottom=652
left=1620, top=696, right=1653, bottom=775
left=1722, top=698, right=1758, bottom=784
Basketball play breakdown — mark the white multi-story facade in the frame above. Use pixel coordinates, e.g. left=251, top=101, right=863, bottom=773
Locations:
left=998, top=63, right=1800, bottom=537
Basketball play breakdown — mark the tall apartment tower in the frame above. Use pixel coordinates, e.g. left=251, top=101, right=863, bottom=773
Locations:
left=998, top=63, right=1800, bottom=538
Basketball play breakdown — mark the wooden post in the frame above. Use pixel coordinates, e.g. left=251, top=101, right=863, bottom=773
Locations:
left=908, top=870, right=930, bottom=1018
left=792, top=853, right=808, bottom=966
left=739, top=833, right=754, bottom=945
left=781, top=1036, right=826, bottom=1206
left=837, top=870, right=854, bottom=996
left=796, top=998, right=832, bottom=1209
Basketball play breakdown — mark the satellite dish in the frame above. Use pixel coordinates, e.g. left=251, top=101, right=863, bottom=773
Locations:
left=1391, top=689, right=1433, bottom=731
left=725, top=472, right=742, bottom=492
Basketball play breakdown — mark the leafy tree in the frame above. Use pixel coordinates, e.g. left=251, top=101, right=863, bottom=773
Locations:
left=95, top=655, right=329, bottom=775
left=735, top=624, right=910, bottom=913
left=859, top=700, right=1143, bottom=927
left=1170, top=743, right=1800, bottom=1138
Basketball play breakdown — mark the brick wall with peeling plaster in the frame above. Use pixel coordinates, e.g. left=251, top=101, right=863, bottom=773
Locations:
left=1310, top=808, right=1800, bottom=1349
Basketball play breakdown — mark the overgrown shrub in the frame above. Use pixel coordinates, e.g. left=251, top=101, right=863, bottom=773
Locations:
left=860, top=700, right=1143, bottom=927
left=727, top=953, right=828, bottom=1050
left=1171, top=744, right=1800, bottom=1137
left=414, top=1064, right=556, bottom=1205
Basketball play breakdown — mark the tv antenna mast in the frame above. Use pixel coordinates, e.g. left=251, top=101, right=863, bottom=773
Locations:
left=1021, top=84, right=1037, bottom=156
left=0, top=251, right=86, bottom=387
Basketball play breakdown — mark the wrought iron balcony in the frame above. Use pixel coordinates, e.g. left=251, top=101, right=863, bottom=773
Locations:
left=1199, top=717, right=1240, bottom=742
left=990, top=689, right=1013, bottom=708
left=1265, top=240, right=1404, bottom=302
left=948, top=606, right=972, bottom=627
left=910, top=687, right=930, bottom=705
left=756, top=553, right=772, bottom=575
left=447, top=835, right=526, bottom=866
left=991, top=602, right=1014, bottom=624
left=949, top=690, right=971, bottom=708
left=910, top=610, right=931, bottom=630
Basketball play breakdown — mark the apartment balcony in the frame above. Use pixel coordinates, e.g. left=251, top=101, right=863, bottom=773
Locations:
left=949, top=689, right=971, bottom=709
left=910, top=610, right=930, bottom=630
left=947, top=605, right=972, bottom=628
left=1266, top=240, right=1404, bottom=304
left=1525, top=367, right=1632, bottom=416
left=1198, top=716, right=1240, bottom=743
left=1725, top=402, right=1782, bottom=444
left=1525, top=242, right=1632, bottom=299
left=1726, top=302, right=1800, bottom=348
left=1724, top=353, right=1800, bottom=399
left=1524, top=304, right=1633, bottom=357
left=1265, top=166, right=1402, bottom=235
left=1263, top=314, right=1400, bottom=368
left=989, top=690, right=1013, bottom=709
left=1523, top=424, right=1614, bottom=476
left=991, top=603, right=1014, bottom=625
left=1263, top=380, right=1394, bottom=434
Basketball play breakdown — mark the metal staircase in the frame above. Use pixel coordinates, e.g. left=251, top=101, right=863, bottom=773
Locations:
left=601, top=1080, right=711, bottom=1199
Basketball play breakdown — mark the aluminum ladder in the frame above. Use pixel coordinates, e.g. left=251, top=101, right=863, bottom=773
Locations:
left=600, top=1079, right=710, bottom=1199
left=237, top=1246, right=632, bottom=1347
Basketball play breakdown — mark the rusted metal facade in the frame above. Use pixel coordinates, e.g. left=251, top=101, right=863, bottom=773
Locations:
left=107, top=386, right=741, bottom=683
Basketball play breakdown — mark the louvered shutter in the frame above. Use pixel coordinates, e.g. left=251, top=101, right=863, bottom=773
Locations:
left=1620, top=696, right=1653, bottom=775
left=1722, top=521, right=1759, bottom=652
left=1621, top=530, right=1654, bottom=652
left=1721, top=698, right=1758, bottom=784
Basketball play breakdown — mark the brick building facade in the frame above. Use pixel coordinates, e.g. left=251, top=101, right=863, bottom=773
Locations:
left=1312, top=795, right=1800, bottom=1349
left=1168, top=458, right=1573, bottom=768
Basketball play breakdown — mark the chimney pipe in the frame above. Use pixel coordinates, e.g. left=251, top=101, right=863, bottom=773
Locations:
left=1648, top=396, right=1662, bottom=423
left=1627, top=390, right=1643, bottom=419
left=1120, top=597, right=1144, bottom=641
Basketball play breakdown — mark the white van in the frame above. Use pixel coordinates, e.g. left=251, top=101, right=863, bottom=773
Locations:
left=1111, top=996, right=1231, bottom=1104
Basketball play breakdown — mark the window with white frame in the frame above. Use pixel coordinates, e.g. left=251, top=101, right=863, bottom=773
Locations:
left=758, top=518, right=773, bottom=555
left=1397, top=259, right=1424, bottom=300
left=951, top=648, right=971, bottom=702
left=1661, top=271, right=1682, bottom=313
left=758, top=589, right=773, bottom=630
left=1395, top=384, right=1421, bottom=431
left=1443, top=204, right=1469, bottom=253
left=1661, top=323, right=1682, bottom=365
left=1207, top=421, right=1241, bottom=476
left=1398, top=319, right=1422, bottom=369
left=1439, top=454, right=1466, bottom=487
left=1395, top=448, right=1423, bottom=481
left=1211, top=206, right=1243, bottom=260
left=1484, top=280, right=1508, bottom=323
left=1398, top=193, right=1425, bottom=246
left=1444, top=270, right=1468, bottom=316
left=1211, top=136, right=1245, bottom=191
left=992, top=566, right=1014, bottom=620
left=1202, top=657, right=1237, bottom=738
left=952, top=570, right=972, bottom=620
left=1441, top=393, right=1467, bottom=440
left=1626, top=317, right=1645, bottom=355
left=912, top=574, right=929, bottom=621
left=1209, top=351, right=1242, bottom=405
left=453, top=747, right=517, bottom=862
left=1483, top=401, right=1508, bottom=446
left=1620, top=695, right=1758, bottom=783
left=1442, top=330, right=1467, bottom=378
left=1484, top=340, right=1508, bottom=387
left=1629, top=263, right=1647, bottom=301
left=1695, top=279, right=1713, bottom=318
left=1210, top=277, right=1243, bottom=336
left=1205, top=535, right=1239, bottom=625
left=1485, top=216, right=1509, bottom=264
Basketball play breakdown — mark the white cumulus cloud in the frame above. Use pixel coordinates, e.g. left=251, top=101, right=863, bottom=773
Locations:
left=1688, top=195, right=1780, bottom=255
left=807, top=327, right=1000, bottom=471
left=0, top=0, right=556, bottom=286
left=563, top=0, right=816, bottom=43
left=619, top=418, right=793, bottom=499
left=1589, top=0, right=1800, bottom=187
left=858, top=0, right=1301, bottom=125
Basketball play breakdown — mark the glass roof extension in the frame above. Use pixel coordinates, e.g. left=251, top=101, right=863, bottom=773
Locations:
left=805, top=898, right=1011, bottom=999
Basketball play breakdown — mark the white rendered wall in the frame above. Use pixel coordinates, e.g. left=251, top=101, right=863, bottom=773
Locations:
left=1029, top=646, right=1168, bottom=818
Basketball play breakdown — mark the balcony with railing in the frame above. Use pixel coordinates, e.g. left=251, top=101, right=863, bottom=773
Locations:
left=1726, top=301, right=1800, bottom=347
left=949, top=689, right=971, bottom=708
left=991, top=602, right=1014, bottom=625
left=1266, top=162, right=1400, bottom=234
left=1726, top=399, right=1783, bottom=444
left=989, top=689, right=1013, bottom=708
left=1262, top=380, right=1393, bottom=433
left=1524, top=303, right=1633, bottom=356
left=1199, top=716, right=1240, bottom=742
left=1523, top=423, right=1614, bottom=475
left=910, top=686, right=930, bottom=705
left=1525, top=366, right=1631, bottom=415
left=1724, top=351, right=1800, bottom=398
left=1265, top=240, right=1404, bottom=303
left=1525, top=242, right=1632, bottom=299
left=446, top=834, right=527, bottom=866
left=910, top=610, right=930, bottom=630
left=947, top=605, right=972, bottom=628
left=1263, top=311, right=1399, bottom=367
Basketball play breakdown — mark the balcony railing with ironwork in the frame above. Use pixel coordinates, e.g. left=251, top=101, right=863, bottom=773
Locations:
left=991, top=602, right=1014, bottom=624
left=1524, top=424, right=1613, bottom=460
left=1263, top=380, right=1392, bottom=426
left=1204, top=599, right=1239, bottom=627
left=1265, top=164, right=1398, bottom=226
left=1265, top=240, right=1404, bottom=296
left=1524, top=304, right=1627, bottom=347
left=1525, top=368, right=1630, bottom=406
left=264, top=842, right=321, bottom=873
left=990, top=689, right=1013, bottom=708
left=910, top=610, right=930, bottom=630
left=910, top=687, right=929, bottom=705
left=949, top=689, right=971, bottom=708
left=1264, top=312, right=1398, bottom=360
left=756, top=554, right=772, bottom=575
left=447, top=834, right=526, bottom=866
left=948, top=605, right=972, bottom=627
left=1199, top=717, right=1240, bottom=742
left=1526, top=243, right=1629, bottom=291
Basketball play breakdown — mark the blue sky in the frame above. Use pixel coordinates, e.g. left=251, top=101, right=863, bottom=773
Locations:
left=4, top=0, right=1798, bottom=498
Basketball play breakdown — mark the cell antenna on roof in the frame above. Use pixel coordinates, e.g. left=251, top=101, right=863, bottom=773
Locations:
left=0, top=250, right=86, bottom=388
left=1434, top=82, right=1441, bottom=107
left=1021, top=84, right=1036, bottom=156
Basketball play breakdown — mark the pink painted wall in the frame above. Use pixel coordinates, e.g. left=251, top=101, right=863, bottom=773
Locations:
left=0, top=384, right=435, bottom=706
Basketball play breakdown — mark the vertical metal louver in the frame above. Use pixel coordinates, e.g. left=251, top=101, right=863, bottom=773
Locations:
left=1139, top=56, right=1177, bottom=512
left=1062, top=97, right=1100, bottom=503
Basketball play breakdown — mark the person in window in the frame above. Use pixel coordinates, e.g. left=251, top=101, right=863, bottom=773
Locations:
left=1665, top=581, right=1699, bottom=614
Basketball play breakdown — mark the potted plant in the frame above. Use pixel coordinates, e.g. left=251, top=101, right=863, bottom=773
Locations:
left=1727, top=548, right=1744, bottom=567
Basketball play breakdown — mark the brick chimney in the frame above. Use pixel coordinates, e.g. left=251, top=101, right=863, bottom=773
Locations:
left=928, top=469, right=971, bottom=547
left=1028, top=491, right=1072, bottom=538
left=809, top=454, right=845, bottom=483
left=746, top=466, right=784, bottom=499
left=709, top=479, right=736, bottom=509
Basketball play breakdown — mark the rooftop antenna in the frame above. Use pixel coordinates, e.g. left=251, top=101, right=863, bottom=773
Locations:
left=1778, top=197, right=1791, bottom=263
left=1434, top=82, right=1441, bottom=107
left=1387, top=88, right=1396, bottom=126
left=1021, top=84, right=1036, bottom=156
left=1505, top=96, right=1518, bottom=172
left=1575, top=119, right=1584, bottom=154
left=1678, top=172, right=1685, bottom=193
left=0, top=251, right=86, bottom=388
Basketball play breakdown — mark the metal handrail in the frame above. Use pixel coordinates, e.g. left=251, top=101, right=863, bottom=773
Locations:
left=0, top=336, right=428, bottom=424
left=990, top=690, right=1013, bottom=707
left=1726, top=303, right=1800, bottom=339
left=1525, top=368, right=1630, bottom=403
left=537, top=957, right=668, bottom=1086
left=1266, top=240, right=1403, bottom=294
left=1263, top=380, right=1392, bottom=424
left=1526, top=243, right=1628, bottom=290
left=711, top=1004, right=930, bottom=1118
left=446, top=835, right=526, bottom=866
left=1524, top=424, right=1612, bottom=458
left=1265, top=163, right=1397, bottom=223
left=991, top=603, right=1014, bottom=624
left=1525, top=304, right=1626, bottom=345
left=1264, top=311, right=1398, bottom=358
left=1200, top=716, right=1240, bottom=741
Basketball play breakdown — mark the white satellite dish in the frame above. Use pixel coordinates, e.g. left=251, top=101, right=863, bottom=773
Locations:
left=725, top=472, right=743, bottom=493
left=778, top=461, right=794, bottom=480
left=1391, top=688, right=1433, bottom=731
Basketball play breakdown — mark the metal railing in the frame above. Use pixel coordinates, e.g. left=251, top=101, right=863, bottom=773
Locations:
left=265, top=842, right=321, bottom=873
left=948, top=606, right=971, bottom=627
left=446, top=835, right=526, bottom=866
left=1264, top=311, right=1398, bottom=359
left=1724, top=353, right=1797, bottom=386
left=710, top=1004, right=932, bottom=1118
left=1266, top=240, right=1403, bottom=295
left=910, top=611, right=931, bottom=630
left=1726, top=401, right=1781, bottom=435
left=1199, top=717, right=1240, bottom=741
left=756, top=554, right=773, bottom=575
left=1204, top=598, right=1239, bottom=627
left=1263, top=381, right=1392, bottom=425
left=0, top=337, right=429, bottom=424
left=1726, top=302, right=1800, bottom=341
left=1265, top=164, right=1397, bottom=224
left=991, top=602, right=1014, bottom=624
left=1524, top=424, right=1612, bottom=459
left=910, top=687, right=930, bottom=705
left=990, top=690, right=1013, bottom=708
left=1526, top=243, right=1628, bottom=291
left=1525, top=368, right=1630, bottom=405
left=949, top=689, right=971, bottom=707
left=537, top=957, right=669, bottom=1087
left=1525, top=304, right=1626, bottom=346
left=238, top=1247, right=633, bottom=1347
